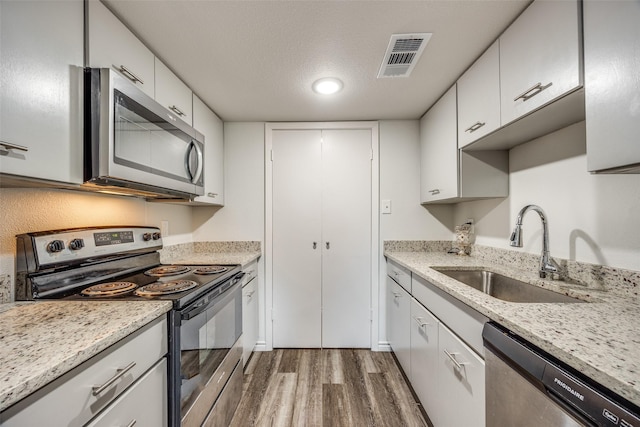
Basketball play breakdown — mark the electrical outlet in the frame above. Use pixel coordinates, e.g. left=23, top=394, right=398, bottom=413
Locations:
left=382, top=200, right=392, bottom=214
left=465, top=218, right=474, bottom=234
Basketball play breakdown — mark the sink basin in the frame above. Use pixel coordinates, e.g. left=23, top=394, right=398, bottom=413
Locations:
left=434, top=268, right=584, bottom=303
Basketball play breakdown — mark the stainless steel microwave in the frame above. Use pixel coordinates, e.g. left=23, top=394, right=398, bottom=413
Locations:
left=83, top=68, right=204, bottom=199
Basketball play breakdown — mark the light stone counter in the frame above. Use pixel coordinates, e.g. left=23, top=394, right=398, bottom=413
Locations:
left=0, top=300, right=172, bottom=412
left=160, top=241, right=261, bottom=267
left=385, top=242, right=640, bottom=408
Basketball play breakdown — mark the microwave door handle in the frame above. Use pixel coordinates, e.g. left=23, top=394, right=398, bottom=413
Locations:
left=185, top=140, right=204, bottom=184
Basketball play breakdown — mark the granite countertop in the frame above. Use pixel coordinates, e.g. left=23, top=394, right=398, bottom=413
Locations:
left=0, top=300, right=172, bottom=412
left=385, top=248, right=640, bottom=408
left=160, top=241, right=261, bottom=267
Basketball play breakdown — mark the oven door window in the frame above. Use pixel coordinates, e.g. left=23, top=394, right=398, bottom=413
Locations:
left=179, top=285, right=242, bottom=417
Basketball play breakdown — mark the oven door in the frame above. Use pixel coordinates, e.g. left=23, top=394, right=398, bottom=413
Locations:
left=170, top=280, right=243, bottom=427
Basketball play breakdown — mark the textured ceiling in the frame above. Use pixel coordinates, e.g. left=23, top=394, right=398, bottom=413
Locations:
left=103, top=0, right=531, bottom=122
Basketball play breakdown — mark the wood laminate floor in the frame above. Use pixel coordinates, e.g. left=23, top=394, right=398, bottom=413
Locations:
left=230, top=349, right=428, bottom=427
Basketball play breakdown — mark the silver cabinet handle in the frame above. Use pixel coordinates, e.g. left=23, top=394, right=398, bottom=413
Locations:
left=313, top=242, right=317, bottom=249
left=126, top=420, right=137, bottom=427
left=207, top=192, right=218, bottom=198
left=118, top=65, right=144, bottom=85
left=443, top=349, right=468, bottom=371
left=412, top=316, right=430, bottom=328
left=326, top=242, right=330, bottom=250
left=169, top=105, right=186, bottom=117
left=92, top=361, right=136, bottom=396
left=513, top=82, right=551, bottom=102
left=464, top=122, right=486, bottom=133
left=0, top=141, right=29, bottom=155
left=429, top=189, right=440, bottom=195
left=245, top=290, right=255, bottom=298
left=392, top=291, right=401, bottom=299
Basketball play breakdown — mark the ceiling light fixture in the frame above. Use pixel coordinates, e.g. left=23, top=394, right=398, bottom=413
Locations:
left=312, top=78, right=343, bottom=95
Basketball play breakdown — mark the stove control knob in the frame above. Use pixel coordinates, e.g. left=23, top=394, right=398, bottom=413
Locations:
left=69, top=238, right=84, bottom=251
left=142, top=233, right=152, bottom=241
left=47, top=240, right=65, bottom=253
left=152, top=232, right=161, bottom=240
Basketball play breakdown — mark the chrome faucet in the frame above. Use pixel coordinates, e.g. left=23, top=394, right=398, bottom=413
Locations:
left=509, top=204, right=561, bottom=279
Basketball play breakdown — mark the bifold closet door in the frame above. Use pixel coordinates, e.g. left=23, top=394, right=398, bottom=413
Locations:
left=321, top=129, right=371, bottom=348
left=271, top=128, right=371, bottom=348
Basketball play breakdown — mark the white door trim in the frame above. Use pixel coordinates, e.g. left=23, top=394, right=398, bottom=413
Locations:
left=265, top=121, right=380, bottom=351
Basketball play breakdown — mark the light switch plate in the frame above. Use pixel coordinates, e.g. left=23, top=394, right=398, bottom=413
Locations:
left=382, top=200, right=392, bottom=214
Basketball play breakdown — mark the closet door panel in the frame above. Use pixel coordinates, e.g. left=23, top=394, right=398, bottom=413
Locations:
left=321, top=129, right=372, bottom=348
left=272, top=130, right=323, bottom=348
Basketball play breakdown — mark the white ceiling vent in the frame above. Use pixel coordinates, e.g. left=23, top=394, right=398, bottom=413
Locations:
left=377, top=33, right=432, bottom=78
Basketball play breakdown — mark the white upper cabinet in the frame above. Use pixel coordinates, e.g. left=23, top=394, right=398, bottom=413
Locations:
left=421, top=85, right=508, bottom=204
left=584, top=0, right=640, bottom=173
left=155, top=58, right=193, bottom=126
left=420, top=86, right=459, bottom=203
left=0, top=0, right=84, bottom=184
left=499, top=0, right=582, bottom=126
left=457, top=41, right=500, bottom=149
left=86, top=0, right=155, bottom=97
left=191, top=96, right=224, bottom=205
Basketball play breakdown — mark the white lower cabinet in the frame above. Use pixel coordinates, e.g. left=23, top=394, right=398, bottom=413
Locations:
left=438, top=322, right=485, bottom=427
left=0, top=316, right=167, bottom=427
left=387, top=276, right=411, bottom=374
left=242, top=260, right=259, bottom=366
left=86, top=358, right=167, bottom=427
left=409, top=299, right=440, bottom=425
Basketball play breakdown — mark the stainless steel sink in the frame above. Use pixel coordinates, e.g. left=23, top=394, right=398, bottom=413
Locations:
left=434, top=268, right=584, bottom=303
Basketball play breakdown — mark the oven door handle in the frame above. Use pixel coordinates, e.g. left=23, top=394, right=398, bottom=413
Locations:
left=181, top=275, right=244, bottom=321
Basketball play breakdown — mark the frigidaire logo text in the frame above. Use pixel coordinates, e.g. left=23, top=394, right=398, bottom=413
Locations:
left=554, top=377, right=585, bottom=401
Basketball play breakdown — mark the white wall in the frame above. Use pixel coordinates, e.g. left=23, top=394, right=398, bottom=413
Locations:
left=454, top=121, right=640, bottom=271
left=0, top=188, right=193, bottom=300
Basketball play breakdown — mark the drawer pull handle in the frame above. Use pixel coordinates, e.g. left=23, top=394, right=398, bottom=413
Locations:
left=126, top=420, right=137, bottom=427
left=444, top=349, right=468, bottom=371
left=92, top=361, right=136, bottom=396
left=245, top=290, right=255, bottom=298
left=412, top=316, right=430, bottom=328
left=429, top=189, right=440, bottom=195
left=207, top=192, right=218, bottom=197
left=464, top=122, right=485, bottom=133
left=169, top=105, right=186, bottom=117
left=513, top=82, right=552, bottom=102
left=392, top=291, right=401, bottom=299
left=118, top=65, right=144, bottom=85
left=0, top=141, right=29, bottom=155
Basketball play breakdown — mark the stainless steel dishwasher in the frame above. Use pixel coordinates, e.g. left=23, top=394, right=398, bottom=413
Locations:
left=483, top=322, right=640, bottom=427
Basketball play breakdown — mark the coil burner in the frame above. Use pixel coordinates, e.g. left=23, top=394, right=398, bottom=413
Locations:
left=144, top=265, right=190, bottom=277
left=134, top=280, right=198, bottom=297
left=193, top=266, right=230, bottom=275
left=81, top=281, right=137, bottom=297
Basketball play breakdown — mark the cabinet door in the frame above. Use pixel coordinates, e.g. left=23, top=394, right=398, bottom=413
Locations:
left=409, top=299, right=440, bottom=426
left=272, top=130, right=323, bottom=348
left=585, top=1, right=640, bottom=173
left=387, top=276, right=411, bottom=375
left=0, top=0, right=84, bottom=183
left=457, top=42, right=500, bottom=148
left=85, top=359, right=168, bottom=427
left=438, top=323, right=485, bottom=427
left=321, top=129, right=372, bottom=348
left=242, top=275, right=258, bottom=366
left=155, top=58, right=193, bottom=125
left=420, top=85, right=458, bottom=203
left=86, top=0, right=155, bottom=97
left=192, top=96, right=224, bottom=205
left=499, top=0, right=581, bottom=125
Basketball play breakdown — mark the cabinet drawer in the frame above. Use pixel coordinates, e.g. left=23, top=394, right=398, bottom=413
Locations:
left=202, top=360, right=244, bottom=427
left=86, top=358, right=168, bottom=427
left=387, top=260, right=411, bottom=293
left=1, top=316, right=167, bottom=427
left=438, top=323, right=485, bottom=427
left=412, top=274, right=487, bottom=356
